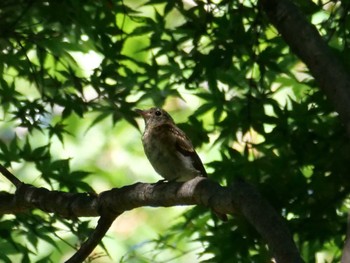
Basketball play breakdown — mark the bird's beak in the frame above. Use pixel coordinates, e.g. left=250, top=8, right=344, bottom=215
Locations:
left=135, top=109, right=150, bottom=120
left=135, top=108, right=145, bottom=116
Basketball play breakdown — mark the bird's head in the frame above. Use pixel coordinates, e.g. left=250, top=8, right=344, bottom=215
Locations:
left=135, top=107, right=174, bottom=128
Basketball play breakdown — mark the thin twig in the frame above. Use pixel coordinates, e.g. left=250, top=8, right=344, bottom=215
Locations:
left=65, top=215, right=117, bottom=263
left=0, top=164, right=22, bottom=188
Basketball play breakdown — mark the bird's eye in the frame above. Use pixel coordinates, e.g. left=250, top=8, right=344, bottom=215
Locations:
left=155, top=110, right=162, bottom=116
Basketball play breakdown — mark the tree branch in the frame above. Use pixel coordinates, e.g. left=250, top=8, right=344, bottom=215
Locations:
left=230, top=180, right=304, bottom=263
left=0, top=164, right=22, bottom=188
left=259, top=0, right=350, bottom=135
left=65, top=215, right=117, bottom=263
left=0, top=166, right=302, bottom=263
left=2, top=181, right=302, bottom=263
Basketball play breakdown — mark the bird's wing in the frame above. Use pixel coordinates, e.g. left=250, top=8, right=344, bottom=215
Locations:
left=165, top=124, right=208, bottom=177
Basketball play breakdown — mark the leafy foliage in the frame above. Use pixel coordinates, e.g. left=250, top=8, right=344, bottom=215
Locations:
left=0, top=0, right=349, bottom=262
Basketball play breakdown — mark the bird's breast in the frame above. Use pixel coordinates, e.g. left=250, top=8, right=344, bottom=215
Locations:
left=142, top=128, right=200, bottom=181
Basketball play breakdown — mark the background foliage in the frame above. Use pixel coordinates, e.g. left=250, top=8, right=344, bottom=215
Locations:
left=0, top=0, right=349, bottom=262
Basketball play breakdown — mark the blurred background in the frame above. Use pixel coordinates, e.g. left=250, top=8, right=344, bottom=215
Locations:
left=0, top=0, right=349, bottom=262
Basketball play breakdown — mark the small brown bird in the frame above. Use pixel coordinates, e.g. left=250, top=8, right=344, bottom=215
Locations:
left=135, top=107, right=207, bottom=182
left=136, top=107, right=228, bottom=221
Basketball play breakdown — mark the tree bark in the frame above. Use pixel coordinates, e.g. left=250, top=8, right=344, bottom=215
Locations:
left=0, top=174, right=303, bottom=263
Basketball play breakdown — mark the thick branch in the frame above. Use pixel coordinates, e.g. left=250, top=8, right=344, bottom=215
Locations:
left=0, top=176, right=302, bottom=263
left=15, top=183, right=99, bottom=217
left=0, top=179, right=228, bottom=217
left=260, top=0, right=350, bottom=135
left=231, top=180, right=303, bottom=263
